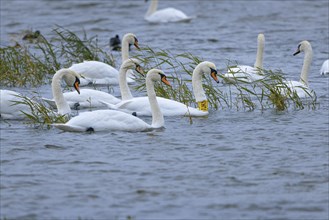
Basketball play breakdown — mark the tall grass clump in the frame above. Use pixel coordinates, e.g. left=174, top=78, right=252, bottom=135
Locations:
left=0, top=45, right=51, bottom=87
left=133, top=46, right=228, bottom=111
left=11, top=93, right=68, bottom=129
left=0, top=26, right=115, bottom=87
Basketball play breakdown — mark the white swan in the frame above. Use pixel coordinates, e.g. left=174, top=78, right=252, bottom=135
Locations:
left=279, top=40, right=313, bottom=98
left=42, top=59, right=143, bottom=109
left=144, top=0, right=193, bottom=23
left=69, top=33, right=140, bottom=86
left=53, top=69, right=171, bottom=132
left=101, top=61, right=219, bottom=117
left=0, top=69, right=80, bottom=120
left=51, top=68, right=81, bottom=116
left=0, top=89, right=35, bottom=120
left=320, top=59, right=329, bottom=75
left=224, top=33, right=265, bottom=83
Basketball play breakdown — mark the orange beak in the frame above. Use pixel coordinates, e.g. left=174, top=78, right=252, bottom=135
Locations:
left=210, top=68, right=219, bottom=83
left=74, top=77, right=80, bottom=94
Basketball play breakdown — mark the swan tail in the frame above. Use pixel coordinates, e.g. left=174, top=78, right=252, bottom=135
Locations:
left=42, top=98, right=57, bottom=108
left=53, top=123, right=86, bottom=132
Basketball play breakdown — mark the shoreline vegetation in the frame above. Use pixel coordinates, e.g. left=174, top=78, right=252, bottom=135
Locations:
left=0, top=27, right=318, bottom=127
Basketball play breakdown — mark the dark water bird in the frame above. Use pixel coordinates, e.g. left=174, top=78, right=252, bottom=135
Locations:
left=109, top=34, right=121, bottom=51
left=22, top=30, right=41, bottom=40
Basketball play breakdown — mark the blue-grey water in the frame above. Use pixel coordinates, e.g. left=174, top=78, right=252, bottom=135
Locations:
left=1, top=0, right=329, bottom=219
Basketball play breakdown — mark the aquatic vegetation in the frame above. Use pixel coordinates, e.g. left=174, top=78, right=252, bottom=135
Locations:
left=0, top=26, right=115, bottom=87
left=134, top=46, right=317, bottom=112
left=10, top=93, right=68, bottom=129
left=0, top=28, right=318, bottom=128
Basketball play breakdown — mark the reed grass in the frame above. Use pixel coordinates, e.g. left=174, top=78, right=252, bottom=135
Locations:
left=0, top=26, right=115, bottom=87
left=1, top=28, right=318, bottom=127
left=11, top=93, right=68, bottom=129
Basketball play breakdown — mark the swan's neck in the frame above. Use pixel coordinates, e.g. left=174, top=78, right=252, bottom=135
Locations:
left=300, top=47, right=313, bottom=87
left=119, top=67, right=133, bottom=101
left=52, top=70, right=71, bottom=116
left=121, top=37, right=130, bottom=62
left=254, top=35, right=265, bottom=69
left=192, top=65, right=207, bottom=103
left=146, top=78, right=164, bottom=128
left=145, top=0, right=158, bottom=17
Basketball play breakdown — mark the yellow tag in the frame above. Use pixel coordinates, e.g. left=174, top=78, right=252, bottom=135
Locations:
left=198, top=100, right=208, bottom=112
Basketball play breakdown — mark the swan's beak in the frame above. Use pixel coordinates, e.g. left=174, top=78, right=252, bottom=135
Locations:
left=135, top=65, right=144, bottom=75
left=293, top=44, right=301, bottom=56
left=134, top=37, right=140, bottom=50
left=74, top=77, right=80, bottom=94
left=210, top=68, right=219, bottom=83
left=161, top=75, right=171, bottom=87
left=293, top=50, right=301, bottom=56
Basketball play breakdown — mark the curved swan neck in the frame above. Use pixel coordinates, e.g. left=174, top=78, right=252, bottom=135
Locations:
left=254, top=34, right=265, bottom=69
left=300, top=45, right=313, bottom=86
left=121, top=36, right=131, bottom=61
left=145, top=0, right=158, bottom=17
left=146, top=77, right=164, bottom=128
left=52, top=69, right=71, bottom=116
left=192, top=64, right=207, bottom=102
left=119, top=67, right=133, bottom=100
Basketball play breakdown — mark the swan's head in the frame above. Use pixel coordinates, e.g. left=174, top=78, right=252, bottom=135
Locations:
left=123, top=33, right=140, bottom=50
left=198, top=61, right=219, bottom=83
left=121, top=58, right=144, bottom=75
left=62, top=69, right=81, bottom=94
left=258, top=33, right=265, bottom=43
left=293, top=40, right=312, bottom=56
left=147, top=69, right=171, bottom=87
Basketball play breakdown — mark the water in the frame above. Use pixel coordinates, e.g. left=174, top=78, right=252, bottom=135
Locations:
left=1, top=0, right=329, bottom=219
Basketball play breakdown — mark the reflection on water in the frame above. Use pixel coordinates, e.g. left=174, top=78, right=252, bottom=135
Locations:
left=1, top=0, right=328, bottom=219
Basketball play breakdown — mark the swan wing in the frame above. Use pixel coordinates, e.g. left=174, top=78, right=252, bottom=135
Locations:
left=64, top=89, right=121, bottom=108
left=112, top=97, right=207, bottom=117
left=224, top=65, right=264, bottom=83
left=0, top=90, right=32, bottom=119
left=320, top=60, right=329, bottom=75
left=54, top=110, right=151, bottom=132
left=69, top=61, right=122, bottom=85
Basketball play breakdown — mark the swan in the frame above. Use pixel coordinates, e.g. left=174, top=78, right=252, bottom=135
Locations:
left=0, top=69, right=80, bottom=120
left=0, top=89, right=35, bottom=120
left=42, top=58, right=143, bottom=109
left=101, top=61, right=219, bottom=117
left=69, top=33, right=140, bottom=86
left=144, top=0, right=193, bottom=23
left=279, top=40, right=313, bottom=98
left=50, top=68, right=81, bottom=116
left=224, top=33, right=265, bottom=83
left=320, top=59, right=329, bottom=75
left=53, top=69, right=171, bottom=132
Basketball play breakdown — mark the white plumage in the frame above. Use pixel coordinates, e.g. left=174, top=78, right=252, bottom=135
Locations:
left=144, top=0, right=193, bottom=23
left=43, top=58, right=143, bottom=110
left=101, top=61, right=219, bottom=117
left=279, top=40, right=314, bottom=98
left=0, top=89, right=34, bottom=120
left=320, top=59, right=329, bottom=75
left=0, top=69, right=80, bottom=120
left=224, top=33, right=265, bottom=83
left=53, top=69, right=171, bottom=132
left=68, top=33, right=139, bottom=86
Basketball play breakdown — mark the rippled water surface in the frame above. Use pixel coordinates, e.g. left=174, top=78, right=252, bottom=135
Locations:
left=1, top=0, right=329, bottom=219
